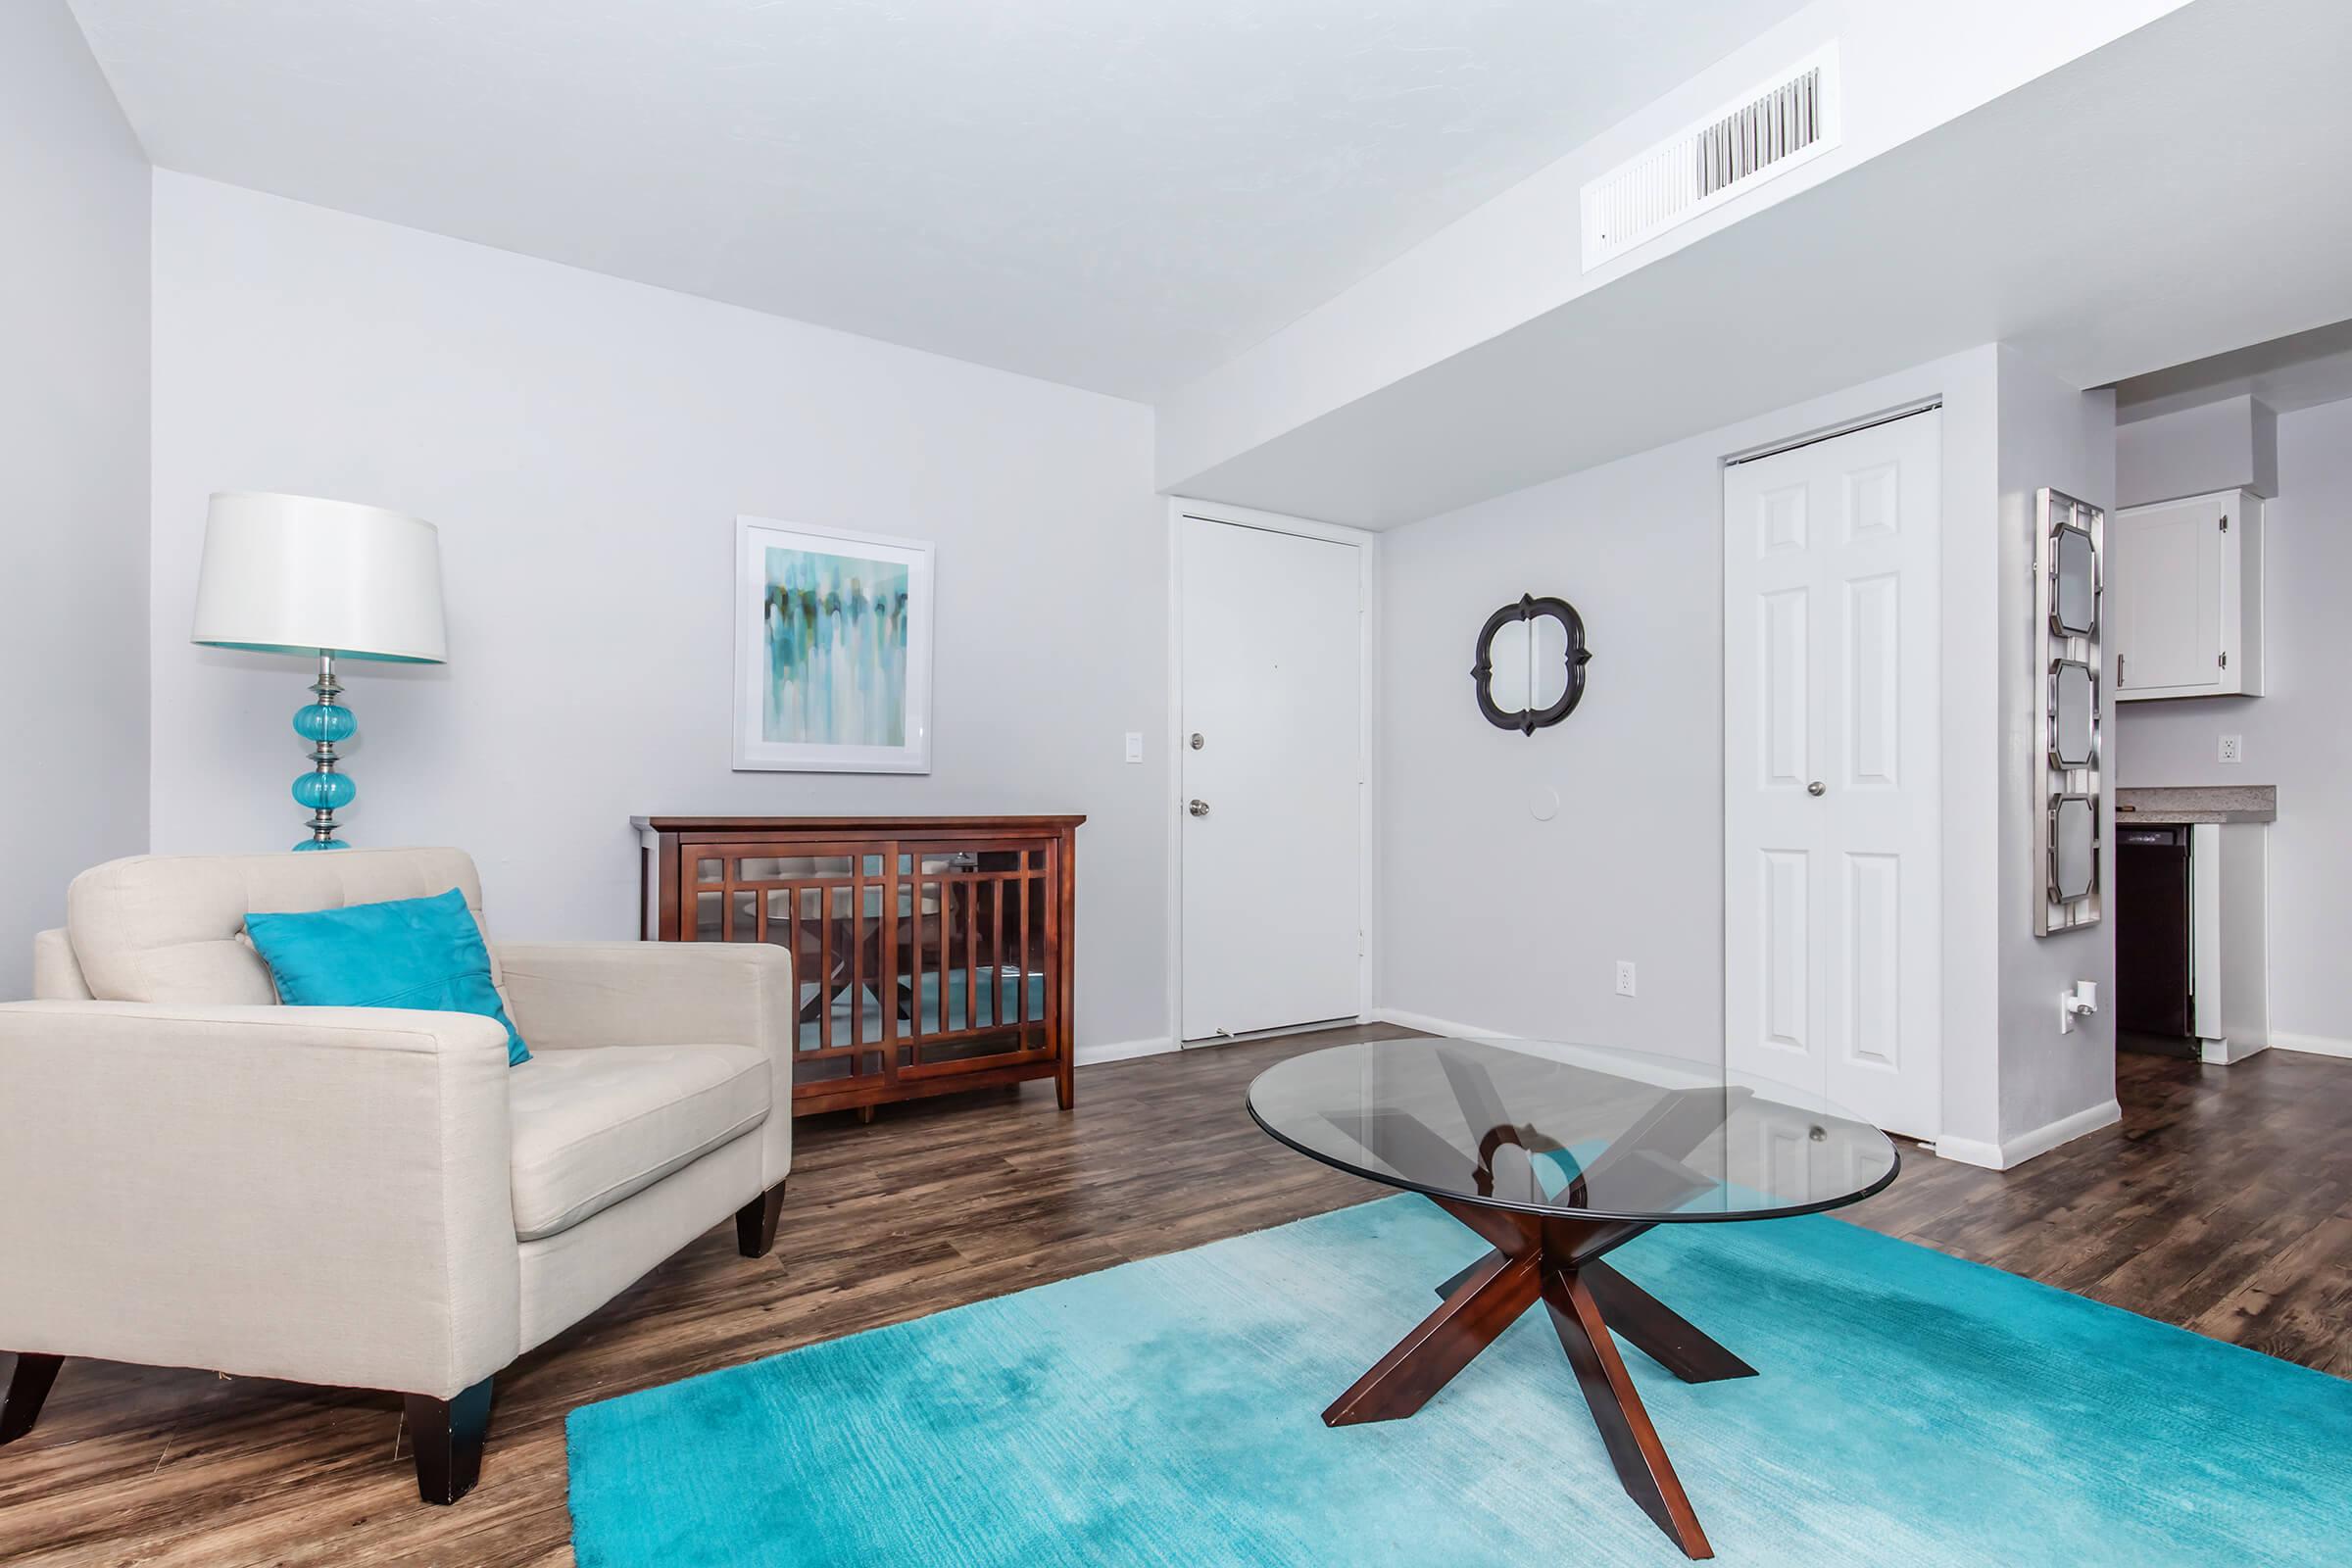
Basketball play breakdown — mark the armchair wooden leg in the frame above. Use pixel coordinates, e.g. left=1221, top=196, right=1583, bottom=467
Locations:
left=405, top=1377, right=493, bottom=1504
left=1, top=1353, right=63, bottom=1446
left=736, top=1179, right=788, bottom=1258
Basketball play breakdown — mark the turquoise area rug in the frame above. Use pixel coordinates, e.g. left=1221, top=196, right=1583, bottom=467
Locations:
left=566, top=1198, right=2352, bottom=1565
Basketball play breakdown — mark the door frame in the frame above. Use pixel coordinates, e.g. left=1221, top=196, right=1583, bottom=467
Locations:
left=1165, top=497, right=1379, bottom=1049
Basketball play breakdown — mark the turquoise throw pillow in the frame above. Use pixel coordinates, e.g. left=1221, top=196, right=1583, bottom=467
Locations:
left=245, top=887, right=530, bottom=1065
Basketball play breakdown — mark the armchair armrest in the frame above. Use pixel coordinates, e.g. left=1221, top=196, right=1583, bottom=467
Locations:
left=0, top=1001, right=519, bottom=1399
left=496, top=942, right=793, bottom=1186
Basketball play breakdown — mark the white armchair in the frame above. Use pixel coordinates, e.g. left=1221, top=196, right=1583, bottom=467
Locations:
left=0, top=848, right=792, bottom=1503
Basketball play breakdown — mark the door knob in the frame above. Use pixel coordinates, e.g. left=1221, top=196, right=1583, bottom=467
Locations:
left=1807, top=780, right=1826, bottom=797
left=1188, top=799, right=1210, bottom=817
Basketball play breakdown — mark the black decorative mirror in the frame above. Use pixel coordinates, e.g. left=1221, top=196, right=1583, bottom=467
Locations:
left=1472, top=594, right=1592, bottom=735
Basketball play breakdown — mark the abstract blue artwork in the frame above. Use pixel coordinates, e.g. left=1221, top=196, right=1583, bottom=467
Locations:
left=760, top=547, right=909, bottom=747
left=734, top=518, right=933, bottom=773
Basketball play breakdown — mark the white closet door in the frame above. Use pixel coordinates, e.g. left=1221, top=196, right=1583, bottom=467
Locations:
left=1724, top=412, right=1941, bottom=1139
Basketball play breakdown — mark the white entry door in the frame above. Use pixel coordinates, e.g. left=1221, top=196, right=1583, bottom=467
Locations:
left=1723, top=411, right=1941, bottom=1138
left=1179, top=515, right=1363, bottom=1041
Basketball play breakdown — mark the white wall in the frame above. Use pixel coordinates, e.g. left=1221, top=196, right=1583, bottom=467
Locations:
left=1992, top=346, right=2118, bottom=1146
left=0, top=2, right=151, bottom=996
left=148, top=174, right=1170, bottom=1053
left=1378, top=349, right=2001, bottom=1094
left=2117, top=395, right=2352, bottom=1053
left=1377, top=343, right=2119, bottom=1163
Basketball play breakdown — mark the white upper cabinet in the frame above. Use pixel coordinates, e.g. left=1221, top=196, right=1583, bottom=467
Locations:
left=2110, top=488, right=2264, bottom=701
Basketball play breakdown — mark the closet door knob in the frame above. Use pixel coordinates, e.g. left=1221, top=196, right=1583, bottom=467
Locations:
left=1807, top=780, right=1827, bottom=797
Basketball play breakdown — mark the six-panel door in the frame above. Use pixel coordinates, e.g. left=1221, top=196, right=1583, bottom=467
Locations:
left=1723, top=412, right=1943, bottom=1140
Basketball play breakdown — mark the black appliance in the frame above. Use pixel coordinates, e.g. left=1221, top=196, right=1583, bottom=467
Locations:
left=2116, top=822, right=2192, bottom=1038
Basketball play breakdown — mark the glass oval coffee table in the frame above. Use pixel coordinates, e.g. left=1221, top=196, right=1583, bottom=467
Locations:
left=1247, top=1036, right=1899, bottom=1561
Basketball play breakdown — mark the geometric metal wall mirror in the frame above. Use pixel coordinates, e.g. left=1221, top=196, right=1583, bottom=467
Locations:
left=2050, top=518, right=2100, bottom=637
left=2048, top=793, right=2099, bottom=904
left=2047, top=659, right=2097, bottom=770
left=1472, top=593, right=1592, bottom=735
left=2034, top=489, right=2106, bottom=934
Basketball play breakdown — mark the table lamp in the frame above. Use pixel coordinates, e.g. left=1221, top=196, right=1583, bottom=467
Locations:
left=190, top=492, right=448, bottom=851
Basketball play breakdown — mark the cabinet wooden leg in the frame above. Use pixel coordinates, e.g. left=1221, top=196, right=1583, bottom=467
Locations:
left=404, top=1377, right=493, bottom=1505
left=735, top=1179, right=788, bottom=1257
left=0, top=1353, right=63, bottom=1446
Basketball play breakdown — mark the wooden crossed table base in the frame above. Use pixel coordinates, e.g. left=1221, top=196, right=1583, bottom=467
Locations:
left=1323, top=1199, right=1754, bottom=1561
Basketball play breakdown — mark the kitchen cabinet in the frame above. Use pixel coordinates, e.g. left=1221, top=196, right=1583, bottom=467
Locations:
left=2110, top=487, right=2263, bottom=701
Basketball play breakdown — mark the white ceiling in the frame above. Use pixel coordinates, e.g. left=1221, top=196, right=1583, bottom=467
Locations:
left=2113, top=318, right=2352, bottom=423
left=1169, top=0, right=2352, bottom=526
left=69, top=0, right=1809, bottom=402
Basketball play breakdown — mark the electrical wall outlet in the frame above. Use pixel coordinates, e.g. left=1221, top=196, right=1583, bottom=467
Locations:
left=2218, top=734, right=2241, bottom=764
left=2061, top=979, right=2098, bottom=1034
left=1124, top=732, right=1144, bottom=763
left=1615, top=960, right=1637, bottom=998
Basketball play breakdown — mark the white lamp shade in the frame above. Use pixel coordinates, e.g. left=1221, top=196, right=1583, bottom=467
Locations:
left=191, top=491, right=448, bottom=662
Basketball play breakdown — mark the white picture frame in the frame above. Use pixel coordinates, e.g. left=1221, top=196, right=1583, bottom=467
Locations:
left=732, top=515, right=934, bottom=773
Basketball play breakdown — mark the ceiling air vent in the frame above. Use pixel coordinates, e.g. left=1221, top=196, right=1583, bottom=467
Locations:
left=1581, top=44, right=1841, bottom=272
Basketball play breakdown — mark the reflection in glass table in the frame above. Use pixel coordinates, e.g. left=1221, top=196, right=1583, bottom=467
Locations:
left=1247, top=1037, right=1899, bottom=1560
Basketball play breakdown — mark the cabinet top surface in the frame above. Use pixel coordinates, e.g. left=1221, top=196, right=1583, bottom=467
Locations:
left=2114, top=786, right=2276, bottom=825
left=635, top=814, right=1086, bottom=832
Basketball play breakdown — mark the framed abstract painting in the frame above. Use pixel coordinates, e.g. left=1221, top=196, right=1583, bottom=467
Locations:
left=733, top=516, right=934, bottom=773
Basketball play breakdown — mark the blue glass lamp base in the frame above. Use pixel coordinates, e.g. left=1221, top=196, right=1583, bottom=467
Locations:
left=290, top=655, right=355, bottom=852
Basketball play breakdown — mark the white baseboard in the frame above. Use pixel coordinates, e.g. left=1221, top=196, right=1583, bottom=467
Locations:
left=1371, top=1007, right=1521, bottom=1040
left=1073, top=1036, right=1176, bottom=1067
left=1931, top=1099, right=2122, bottom=1171
left=2270, top=1030, right=2352, bottom=1060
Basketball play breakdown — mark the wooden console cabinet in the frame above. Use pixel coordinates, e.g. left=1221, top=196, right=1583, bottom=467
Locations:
left=635, top=815, right=1082, bottom=1116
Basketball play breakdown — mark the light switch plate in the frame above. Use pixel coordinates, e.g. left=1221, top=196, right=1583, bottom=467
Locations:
left=2218, top=734, right=2241, bottom=764
left=1124, top=732, right=1144, bottom=763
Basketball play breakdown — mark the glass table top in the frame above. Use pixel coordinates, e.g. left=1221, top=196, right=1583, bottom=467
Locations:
left=1246, top=1037, right=1899, bottom=1224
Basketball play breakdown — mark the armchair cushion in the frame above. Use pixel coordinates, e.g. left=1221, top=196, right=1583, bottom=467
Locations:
left=246, top=888, right=530, bottom=1065
left=496, top=941, right=793, bottom=1191
left=507, top=1044, right=769, bottom=1241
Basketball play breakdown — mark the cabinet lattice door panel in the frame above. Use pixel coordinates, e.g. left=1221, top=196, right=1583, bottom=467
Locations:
left=635, top=816, right=1081, bottom=1116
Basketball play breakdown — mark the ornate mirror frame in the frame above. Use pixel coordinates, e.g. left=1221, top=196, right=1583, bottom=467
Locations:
left=1471, top=594, right=1592, bottom=735
left=2049, top=519, right=2101, bottom=638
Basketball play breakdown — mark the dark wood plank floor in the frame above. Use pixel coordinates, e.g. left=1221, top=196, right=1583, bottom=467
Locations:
left=3, top=1028, right=2348, bottom=1566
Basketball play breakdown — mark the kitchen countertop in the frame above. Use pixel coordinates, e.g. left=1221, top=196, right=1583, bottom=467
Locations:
left=2114, top=785, right=2277, bottom=824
